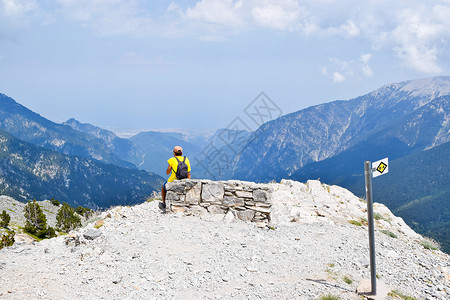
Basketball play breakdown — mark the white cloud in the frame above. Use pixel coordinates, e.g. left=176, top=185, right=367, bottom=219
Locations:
left=332, top=72, right=345, bottom=83
left=55, top=0, right=154, bottom=36
left=391, top=6, right=449, bottom=74
left=360, top=53, right=373, bottom=77
left=251, top=0, right=303, bottom=31
left=184, top=0, right=244, bottom=28
left=323, top=54, right=374, bottom=83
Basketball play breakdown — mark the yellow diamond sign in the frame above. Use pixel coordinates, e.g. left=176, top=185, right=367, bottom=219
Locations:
left=372, top=158, right=389, bottom=178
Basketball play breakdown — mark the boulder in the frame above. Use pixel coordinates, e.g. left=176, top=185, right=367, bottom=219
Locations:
left=253, top=189, right=272, bottom=204
left=83, top=230, right=102, bottom=240
left=166, top=181, right=186, bottom=193
left=185, top=182, right=202, bottom=205
left=223, top=196, right=245, bottom=207
left=201, top=182, right=224, bottom=202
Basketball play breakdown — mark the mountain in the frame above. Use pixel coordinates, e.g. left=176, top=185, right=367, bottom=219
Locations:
left=63, top=118, right=142, bottom=164
left=0, top=94, right=135, bottom=169
left=129, top=131, right=202, bottom=177
left=0, top=128, right=164, bottom=209
left=229, top=76, right=450, bottom=181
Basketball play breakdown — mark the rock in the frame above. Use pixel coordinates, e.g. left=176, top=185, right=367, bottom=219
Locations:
left=235, top=191, right=253, bottom=198
left=248, top=206, right=271, bottom=214
left=166, top=191, right=179, bottom=201
left=232, top=209, right=255, bottom=222
left=253, top=189, right=272, bottom=204
left=223, top=210, right=235, bottom=223
left=83, top=230, right=102, bottom=240
left=185, top=205, right=208, bottom=216
left=185, top=182, right=202, bottom=205
left=201, top=182, right=224, bottom=202
left=223, top=196, right=245, bottom=207
left=166, top=181, right=186, bottom=193
left=207, top=205, right=228, bottom=214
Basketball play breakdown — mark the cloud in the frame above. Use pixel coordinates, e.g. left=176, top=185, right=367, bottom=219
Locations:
left=0, top=0, right=38, bottom=36
left=390, top=6, right=449, bottom=74
left=332, top=72, right=345, bottom=83
left=360, top=53, right=373, bottom=77
left=323, top=54, right=374, bottom=83
left=55, top=0, right=155, bottom=36
left=251, top=0, right=303, bottom=31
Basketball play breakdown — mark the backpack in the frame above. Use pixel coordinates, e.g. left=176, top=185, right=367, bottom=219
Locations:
left=174, top=156, right=188, bottom=179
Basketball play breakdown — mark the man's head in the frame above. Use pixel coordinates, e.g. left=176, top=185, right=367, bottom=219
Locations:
left=173, top=146, right=183, bottom=156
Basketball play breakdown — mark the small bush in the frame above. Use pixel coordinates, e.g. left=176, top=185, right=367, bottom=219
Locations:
left=75, top=206, right=94, bottom=219
left=50, top=198, right=60, bottom=206
left=419, top=238, right=440, bottom=251
left=343, top=276, right=353, bottom=284
left=0, top=231, right=15, bottom=249
left=318, top=295, right=340, bottom=300
left=348, top=220, right=362, bottom=226
left=381, top=230, right=397, bottom=238
left=0, top=210, right=11, bottom=228
left=388, top=290, right=418, bottom=300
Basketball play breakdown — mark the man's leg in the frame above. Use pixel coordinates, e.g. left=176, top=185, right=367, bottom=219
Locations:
left=161, top=184, right=166, bottom=204
left=160, top=183, right=167, bottom=212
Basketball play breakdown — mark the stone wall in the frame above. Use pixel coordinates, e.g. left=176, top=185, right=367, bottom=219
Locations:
left=165, top=179, right=273, bottom=226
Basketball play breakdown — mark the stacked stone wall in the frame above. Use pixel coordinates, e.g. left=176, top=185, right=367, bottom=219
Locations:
left=165, top=180, right=273, bottom=226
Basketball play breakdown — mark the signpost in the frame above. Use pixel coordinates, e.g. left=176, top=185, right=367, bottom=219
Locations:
left=364, top=157, right=388, bottom=295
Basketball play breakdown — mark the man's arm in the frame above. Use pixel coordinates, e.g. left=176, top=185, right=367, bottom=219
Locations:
left=187, top=171, right=191, bottom=179
left=166, top=164, right=172, bottom=175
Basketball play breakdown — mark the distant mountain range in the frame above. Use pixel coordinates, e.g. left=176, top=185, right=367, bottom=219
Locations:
left=0, top=94, right=135, bottom=169
left=0, top=128, right=164, bottom=209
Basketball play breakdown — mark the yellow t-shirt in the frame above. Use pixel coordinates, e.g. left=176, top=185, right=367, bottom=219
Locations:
left=167, top=156, right=191, bottom=182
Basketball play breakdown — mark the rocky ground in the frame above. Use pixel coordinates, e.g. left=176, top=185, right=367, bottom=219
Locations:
left=0, top=180, right=449, bottom=299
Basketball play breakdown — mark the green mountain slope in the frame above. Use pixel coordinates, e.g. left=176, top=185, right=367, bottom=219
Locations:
left=0, top=129, right=164, bottom=209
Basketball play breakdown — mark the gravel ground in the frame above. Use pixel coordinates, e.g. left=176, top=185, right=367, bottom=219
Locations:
left=1, top=197, right=449, bottom=300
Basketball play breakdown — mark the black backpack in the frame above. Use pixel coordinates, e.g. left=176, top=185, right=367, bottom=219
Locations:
left=174, top=156, right=188, bottom=179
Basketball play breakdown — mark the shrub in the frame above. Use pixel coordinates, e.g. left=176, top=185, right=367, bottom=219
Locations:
left=348, top=220, right=362, bottom=226
left=0, top=210, right=11, bottom=228
left=318, top=295, right=340, bottom=300
left=57, top=202, right=81, bottom=233
left=343, top=276, right=353, bottom=284
left=381, top=230, right=397, bottom=238
left=419, top=238, right=440, bottom=251
left=0, top=231, right=15, bottom=249
left=388, top=290, right=418, bottom=300
left=75, top=206, right=94, bottom=219
left=24, top=200, right=51, bottom=238
left=50, top=198, right=60, bottom=206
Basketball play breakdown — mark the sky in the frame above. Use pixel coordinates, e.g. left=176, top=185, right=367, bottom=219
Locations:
left=1, top=0, right=449, bottom=136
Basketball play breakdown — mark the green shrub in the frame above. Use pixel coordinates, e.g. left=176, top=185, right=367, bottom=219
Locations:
left=419, top=238, right=440, bottom=251
left=24, top=200, right=51, bottom=238
left=343, top=276, right=353, bottom=284
left=381, top=230, right=397, bottom=238
left=0, top=231, right=15, bottom=249
left=0, top=210, right=11, bottom=228
left=75, top=206, right=93, bottom=219
left=318, top=295, right=340, bottom=300
left=388, top=290, right=418, bottom=300
left=348, top=220, right=362, bottom=226
left=57, top=203, right=82, bottom=233
left=50, top=198, right=60, bottom=206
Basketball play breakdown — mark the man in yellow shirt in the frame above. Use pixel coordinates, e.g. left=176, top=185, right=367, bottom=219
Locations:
left=160, top=146, right=191, bottom=212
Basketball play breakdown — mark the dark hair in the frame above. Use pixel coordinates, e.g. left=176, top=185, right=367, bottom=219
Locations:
left=174, top=151, right=182, bottom=156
